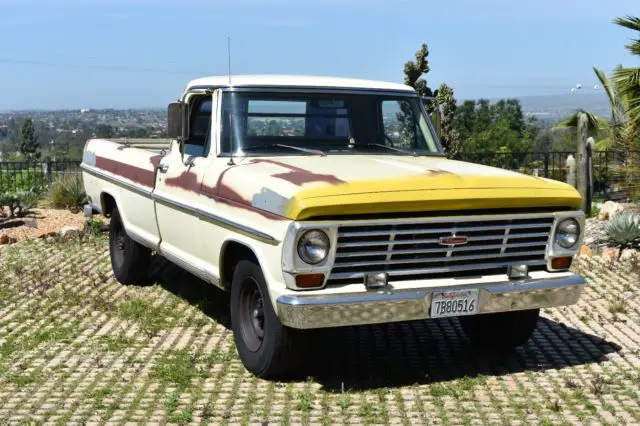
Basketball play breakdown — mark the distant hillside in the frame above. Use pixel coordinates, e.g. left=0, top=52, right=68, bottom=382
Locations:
left=460, top=92, right=609, bottom=125
left=517, top=93, right=609, bottom=124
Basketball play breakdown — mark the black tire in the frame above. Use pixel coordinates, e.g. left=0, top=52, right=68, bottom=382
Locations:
left=109, top=207, right=151, bottom=285
left=459, top=309, right=540, bottom=349
left=230, top=259, right=304, bottom=378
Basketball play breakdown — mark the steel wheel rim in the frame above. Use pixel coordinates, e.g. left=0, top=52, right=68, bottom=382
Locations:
left=239, top=277, right=265, bottom=352
left=111, top=222, right=125, bottom=267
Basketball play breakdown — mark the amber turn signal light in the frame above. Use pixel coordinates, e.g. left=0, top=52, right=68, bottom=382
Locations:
left=295, top=273, right=325, bottom=289
left=551, top=257, right=573, bottom=270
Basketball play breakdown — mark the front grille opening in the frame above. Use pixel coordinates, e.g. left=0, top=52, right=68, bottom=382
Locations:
left=328, top=214, right=553, bottom=285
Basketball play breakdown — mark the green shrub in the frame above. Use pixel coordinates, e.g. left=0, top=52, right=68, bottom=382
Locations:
left=84, top=217, right=105, bottom=236
left=0, top=190, right=40, bottom=218
left=603, top=213, right=640, bottom=254
left=47, top=173, right=86, bottom=211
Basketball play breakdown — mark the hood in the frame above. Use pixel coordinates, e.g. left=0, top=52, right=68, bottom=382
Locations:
left=218, top=155, right=582, bottom=220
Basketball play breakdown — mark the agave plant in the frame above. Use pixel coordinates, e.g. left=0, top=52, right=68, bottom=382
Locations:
left=603, top=213, right=640, bottom=255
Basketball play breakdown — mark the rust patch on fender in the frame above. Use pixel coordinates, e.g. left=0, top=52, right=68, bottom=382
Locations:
left=165, top=171, right=200, bottom=193
left=95, top=156, right=155, bottom=188
left=215, top=180, right=287, bottom=221
left=149, top=154, right=164, bottom=168
left=250, top=159, right=344, bottom=186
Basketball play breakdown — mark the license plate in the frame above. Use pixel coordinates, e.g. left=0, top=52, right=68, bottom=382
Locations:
left=430, top=289, right=479, bottom=318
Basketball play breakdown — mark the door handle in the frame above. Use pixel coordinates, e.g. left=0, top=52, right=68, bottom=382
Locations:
left=157, top=164, right=169, bottom=173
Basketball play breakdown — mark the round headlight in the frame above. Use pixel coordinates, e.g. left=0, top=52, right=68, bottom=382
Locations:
left=297, top=230, right=330, bottom=264
left=555, top=218, right=580, bottom=249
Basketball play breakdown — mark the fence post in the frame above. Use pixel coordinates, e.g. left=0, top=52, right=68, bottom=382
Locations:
left=46, top=160, right=53, bottom=188
left=576, top=113, right=590, bottom=213
left=566, top=155, right=576, bottom=187
left=544, top=152, right=550, bottom=178
left=586, top=137, right=594, bottom=212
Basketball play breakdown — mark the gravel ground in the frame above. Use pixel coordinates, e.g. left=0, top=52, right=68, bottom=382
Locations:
left=0, top=208, right=106, bottom=242
left=584, top=218, right=607, bottom=247
left=1, top=237, right=640, bottom=425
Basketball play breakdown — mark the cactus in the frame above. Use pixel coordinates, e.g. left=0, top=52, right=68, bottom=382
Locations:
left=603, top=213, right=640, bottom=254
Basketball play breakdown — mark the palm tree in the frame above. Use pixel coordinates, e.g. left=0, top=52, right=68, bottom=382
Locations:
left=554, top=109, right=605, bottom=144
left=594, top=16, right=640, bottom=150
left=612, top=16, right=640, bottom=132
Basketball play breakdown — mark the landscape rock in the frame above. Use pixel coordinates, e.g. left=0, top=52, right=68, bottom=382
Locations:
left=603, top=247, right=620, bottom=261
left=0, top=234, right=17, bottom=245
left=59, top=226, right=81, bottom=241
left=599, top=201, right=624, bottom=221
left=584, top=218, right=606, bottom=247
left=37, top=231, right=58, bottom=239
left=22, top=219, right=37, bottom=229
left=579, top=245, right=593, bottom=257
left=620, top=249, right=638, bottom=261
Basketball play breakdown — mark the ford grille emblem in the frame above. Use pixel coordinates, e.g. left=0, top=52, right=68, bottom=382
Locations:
left=439, top=236, right=469, bottom=246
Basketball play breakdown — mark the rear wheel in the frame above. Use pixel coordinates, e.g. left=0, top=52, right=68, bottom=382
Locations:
left=109, top=207, right=151, bottom=285
left=231, top=259, right=304, bottom=378
left=459, top=309, right=540, bottom=349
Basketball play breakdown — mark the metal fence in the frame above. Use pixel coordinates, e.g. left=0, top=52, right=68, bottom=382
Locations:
left=0, top=161, right=81, bottom=193
left=459, top=150, right=640, bottom=200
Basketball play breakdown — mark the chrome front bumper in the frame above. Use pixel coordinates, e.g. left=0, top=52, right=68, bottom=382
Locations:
left=276, top=274, right=586, bottom=329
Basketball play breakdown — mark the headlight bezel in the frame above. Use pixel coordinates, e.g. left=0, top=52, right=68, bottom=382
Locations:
left=547, top=212, right=585, bottom=271
left=296, top=229, right=331, bottom=265
left=282, top=222, right=338, bottom=290
left=554, top=217, right=581, bottom=249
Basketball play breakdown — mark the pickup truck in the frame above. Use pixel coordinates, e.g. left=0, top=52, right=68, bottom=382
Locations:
left=82, top=75, right=586, bottom=378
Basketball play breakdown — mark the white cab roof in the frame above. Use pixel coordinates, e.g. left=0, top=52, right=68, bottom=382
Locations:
left=185, top=75, right=415, bottom=93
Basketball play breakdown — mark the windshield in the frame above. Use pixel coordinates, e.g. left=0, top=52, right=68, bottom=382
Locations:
left=219, top=91, right=442, bottom=155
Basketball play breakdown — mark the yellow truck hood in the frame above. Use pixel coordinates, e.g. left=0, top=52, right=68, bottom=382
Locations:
left=221, top=155, right=582, bottom=220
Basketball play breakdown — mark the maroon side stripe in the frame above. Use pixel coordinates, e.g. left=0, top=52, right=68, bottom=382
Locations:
left=95, top=156, right=156, bottom=188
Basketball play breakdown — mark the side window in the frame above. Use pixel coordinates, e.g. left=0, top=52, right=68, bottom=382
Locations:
left=381, top=100, right=416, bottom=149
left=184, top=98, right=212, bottom=157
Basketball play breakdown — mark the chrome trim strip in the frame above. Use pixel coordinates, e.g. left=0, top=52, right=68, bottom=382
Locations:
left=81, top=163, right=153, bottom=198
left=333, top=250, right=547, bottom=268
left=276, top=274, right=586, bottom=329
left=153, top=193, right=280, bottom=246
left=335, top=241, right=548, bottom=258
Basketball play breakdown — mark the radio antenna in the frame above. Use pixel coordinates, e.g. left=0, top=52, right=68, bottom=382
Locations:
left=227, top=37, right=232, bottom=86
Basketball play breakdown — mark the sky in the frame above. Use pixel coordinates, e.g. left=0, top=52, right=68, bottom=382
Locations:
left=0, top=0, right=638, bottom=110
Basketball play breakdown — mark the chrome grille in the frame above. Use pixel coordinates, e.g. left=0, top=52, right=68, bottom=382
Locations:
left=328, top=214, right=554, bottom=284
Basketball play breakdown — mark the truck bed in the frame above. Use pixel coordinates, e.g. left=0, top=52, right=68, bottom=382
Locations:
left=100, top=138, right=172, bottom=152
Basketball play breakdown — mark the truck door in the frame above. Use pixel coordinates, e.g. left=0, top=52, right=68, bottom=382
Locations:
left=153, top=95, right=214, bottom=273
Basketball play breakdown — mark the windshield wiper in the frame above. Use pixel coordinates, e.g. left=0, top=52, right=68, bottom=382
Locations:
left=349, top=142, right=418, bottom=156
left=240, top=144, right=326, bottom=156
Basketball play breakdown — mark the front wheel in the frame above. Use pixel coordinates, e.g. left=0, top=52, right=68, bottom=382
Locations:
left=458, top=309, right=540, bottom=349
left=109, top=207, right=151, bottom=285
left=230, top=259, right=304, bottom=378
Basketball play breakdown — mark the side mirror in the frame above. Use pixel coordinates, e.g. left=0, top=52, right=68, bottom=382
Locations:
left=167, top=102, right=188, bottom=140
